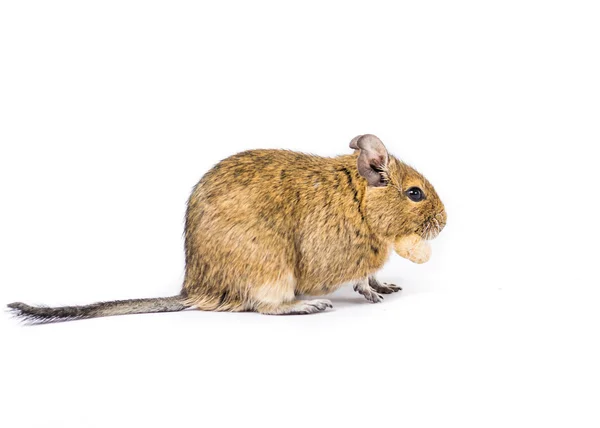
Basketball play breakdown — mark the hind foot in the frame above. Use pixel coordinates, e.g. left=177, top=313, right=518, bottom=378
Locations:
left=257, top=299, right=333, bottom=315
left=368, top=276, right=402, bottom=294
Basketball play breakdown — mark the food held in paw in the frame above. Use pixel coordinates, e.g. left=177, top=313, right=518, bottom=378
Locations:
left=394, top=234, right=432, bottom=264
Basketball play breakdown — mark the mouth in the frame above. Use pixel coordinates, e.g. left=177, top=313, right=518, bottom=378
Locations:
left=419, top=213, right=446, bottom=240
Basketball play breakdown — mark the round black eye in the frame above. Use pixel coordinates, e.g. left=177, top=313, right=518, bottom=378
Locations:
left=406, top=187, right=425, bottom=202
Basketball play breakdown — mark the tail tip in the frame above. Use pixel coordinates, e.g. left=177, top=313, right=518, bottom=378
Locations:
left=8, top=302, right=28, bottom=311
left=7, top=302, right=42, bottom=324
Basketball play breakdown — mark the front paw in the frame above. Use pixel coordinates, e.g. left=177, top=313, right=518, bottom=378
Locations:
left=368, top=277, right=402, bottom=294
left=372, top=282, right=402, bottom=294
left=353, top=282, right=384, bottom=303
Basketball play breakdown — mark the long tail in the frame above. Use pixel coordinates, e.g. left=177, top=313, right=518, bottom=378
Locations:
left=7, top=293, right=190, bottom=325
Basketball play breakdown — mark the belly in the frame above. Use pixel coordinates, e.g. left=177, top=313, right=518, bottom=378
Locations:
left=295, top=240, right=392, bottom=295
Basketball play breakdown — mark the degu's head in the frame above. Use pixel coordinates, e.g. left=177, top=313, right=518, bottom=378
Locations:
left=351, top=134, right=447, bottom=241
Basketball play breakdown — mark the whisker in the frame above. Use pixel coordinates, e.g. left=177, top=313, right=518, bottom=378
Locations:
left=433, top=218, right=440, bottom=236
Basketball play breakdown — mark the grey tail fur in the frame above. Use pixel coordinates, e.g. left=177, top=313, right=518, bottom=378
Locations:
left=7, top=293, right=190, bottom=325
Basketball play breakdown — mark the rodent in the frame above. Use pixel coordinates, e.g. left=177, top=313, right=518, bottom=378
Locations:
left=8, top=134, right=446, bottom=323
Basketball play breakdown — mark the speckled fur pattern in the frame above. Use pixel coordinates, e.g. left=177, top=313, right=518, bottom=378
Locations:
left=182, top=134, right=446, bottom=314
left=8, top=134, right=446, bottom=323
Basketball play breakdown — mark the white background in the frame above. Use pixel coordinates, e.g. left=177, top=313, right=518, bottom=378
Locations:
left=1, top=1, right=599, bottom=427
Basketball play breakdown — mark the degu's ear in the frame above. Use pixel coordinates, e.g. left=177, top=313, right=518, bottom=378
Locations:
left=349, top=134, right=389, bottom=187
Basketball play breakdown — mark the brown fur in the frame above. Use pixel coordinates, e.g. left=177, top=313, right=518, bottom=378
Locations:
left=182, top=134, right=446, bottom=314
left=8, top=134, right=446, bottom=323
